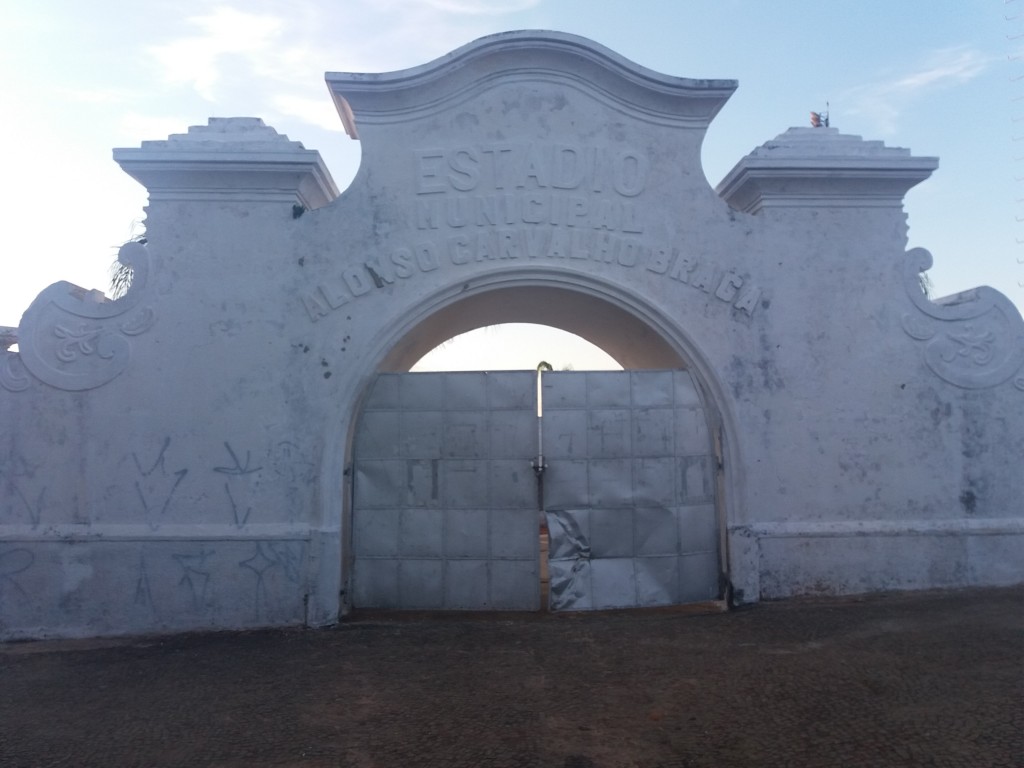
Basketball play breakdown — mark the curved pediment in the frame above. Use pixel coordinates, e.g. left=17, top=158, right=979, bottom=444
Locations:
left=326, top=31, right=736, bottom=137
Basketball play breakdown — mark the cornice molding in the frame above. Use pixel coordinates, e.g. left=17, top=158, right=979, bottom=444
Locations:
left=114, top=118, right=339, bottom=207
left=326, top=31, right=737, bottom=136
left=717, top=127, right=938, bottom=212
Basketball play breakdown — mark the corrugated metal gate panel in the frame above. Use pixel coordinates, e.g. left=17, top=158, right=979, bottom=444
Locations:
left=543, top=371, right=721, bottom=611
left=352, top=372, right=540, bottom=610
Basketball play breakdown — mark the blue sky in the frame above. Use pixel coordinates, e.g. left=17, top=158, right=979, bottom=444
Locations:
left=1, top=0, right=1019, bottom=368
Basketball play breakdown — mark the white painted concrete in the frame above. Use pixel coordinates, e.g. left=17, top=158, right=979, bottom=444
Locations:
left=1, top=31, right=1021, bottom=639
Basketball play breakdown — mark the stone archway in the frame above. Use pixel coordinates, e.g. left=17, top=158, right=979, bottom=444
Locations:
left=343, top=275, right=734, bottom=612
left=375, top=283, right=687, bottom=372
left=3, top=30, right=1021, bottom=642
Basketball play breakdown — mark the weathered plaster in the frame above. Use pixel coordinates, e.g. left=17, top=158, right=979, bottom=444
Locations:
left=1, top=32, right=1021, bottom=639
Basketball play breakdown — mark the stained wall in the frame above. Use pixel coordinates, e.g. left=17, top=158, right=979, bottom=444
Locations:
left=1, top=32, right=1021, bottom=639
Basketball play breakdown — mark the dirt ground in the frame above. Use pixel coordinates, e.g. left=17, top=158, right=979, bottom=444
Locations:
left=1, top=586, right=1021, bottom=768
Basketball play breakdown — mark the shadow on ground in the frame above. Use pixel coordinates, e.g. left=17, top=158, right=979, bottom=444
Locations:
left=1, top=587, right=1021, bottom=767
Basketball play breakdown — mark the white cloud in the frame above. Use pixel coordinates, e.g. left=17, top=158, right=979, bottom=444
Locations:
left=889, top=49, right=986, bottom=90
left=148, top=7, right=285, bottom=100
left=842, top=47, right=990, bottom=133
left=270, top=94, right=347, bottom=132
left=139, top=0, right=541, bottom=133
left=64, top=87, right=133, bottom=105
left=419, top=0, right=541, bottom=14
left=118, top=113, right=199, bottom=145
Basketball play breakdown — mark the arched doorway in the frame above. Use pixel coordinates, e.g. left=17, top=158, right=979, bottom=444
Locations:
left=344, top=278, right=731, bottom=612
left=373, top=284, right=689, bottom=372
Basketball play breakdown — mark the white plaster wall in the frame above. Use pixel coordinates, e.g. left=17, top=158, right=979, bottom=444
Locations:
left=0, top=198, right=332, bottom=637
left=718, top=207, right=1024, bottom=599
left=1, top=32, right=1021, bottom=639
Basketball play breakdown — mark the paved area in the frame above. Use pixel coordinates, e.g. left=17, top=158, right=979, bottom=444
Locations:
left=1, top=587, right=1021, bottom=767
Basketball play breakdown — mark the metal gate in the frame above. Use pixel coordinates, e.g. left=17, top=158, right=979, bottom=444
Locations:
left=352, top=372, right=541, bottom=610
left=542, top=371, right=721, bottom=610
left=351, top=369, right=721, bottom=611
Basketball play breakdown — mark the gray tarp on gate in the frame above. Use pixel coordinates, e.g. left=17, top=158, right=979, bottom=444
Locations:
left=353, top=369, right=720, bottom=612
left=353, top=371, right=540, bottom=610
left=543, top=371, right=720, bottom=610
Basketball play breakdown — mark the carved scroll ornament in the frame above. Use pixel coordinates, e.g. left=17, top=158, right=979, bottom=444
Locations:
left=901, top=248, right=1024, bottom=391
left=3, top=242, right=155, bottom=392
